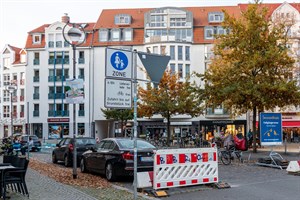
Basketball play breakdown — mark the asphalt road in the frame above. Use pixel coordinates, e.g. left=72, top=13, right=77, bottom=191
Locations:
left=31, top=149, right=300, bottom=200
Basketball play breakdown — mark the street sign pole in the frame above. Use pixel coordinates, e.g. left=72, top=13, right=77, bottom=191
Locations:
left=133, top=49, right=138, bottom=200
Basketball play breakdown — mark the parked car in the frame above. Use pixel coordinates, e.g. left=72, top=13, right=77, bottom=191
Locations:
left=19, top=135, right=42, bottom=152
left=80, top=138, right=156, bottom=181
left=52, top=137, right=97, bottom=167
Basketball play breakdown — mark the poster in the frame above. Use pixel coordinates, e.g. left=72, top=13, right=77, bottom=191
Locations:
left=65, top=79, right=84, bottom=104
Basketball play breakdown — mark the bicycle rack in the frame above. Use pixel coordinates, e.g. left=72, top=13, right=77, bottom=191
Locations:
left=256, top=151, right=288, bottom=170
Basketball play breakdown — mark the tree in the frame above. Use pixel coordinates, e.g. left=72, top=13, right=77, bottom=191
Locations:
left=101, top=108, right=133, bottom=136
left=200, top=0, right=300, bottom=152
left=138, top=70, right=204, bottom=145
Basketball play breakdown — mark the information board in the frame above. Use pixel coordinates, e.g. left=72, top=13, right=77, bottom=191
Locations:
left=260, top=113, right=282, bottom=146
left=104, top=78, right=132, bottom=108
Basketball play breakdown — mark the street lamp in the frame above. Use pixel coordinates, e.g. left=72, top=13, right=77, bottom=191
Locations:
left=5, top=84, right=18, bottom=137
left=62, top=20, right=86, bottom=179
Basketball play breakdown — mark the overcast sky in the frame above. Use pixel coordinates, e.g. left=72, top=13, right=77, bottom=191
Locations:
left=0, top=0, right=297, bottom=50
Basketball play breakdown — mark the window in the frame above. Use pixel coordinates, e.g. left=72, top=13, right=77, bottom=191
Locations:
left=111, top=29, right=120, bottom=41
left=99, top=29, right=108, bottom=42
left=34, top=52, right=40, bottom=65
left=79, top=51, right=85, bottom=64
left=170, top=46, right=175, bottom=60
left=56, top=33, right=63, bottom=48
left=185, top=46, right=190, bottom=60
left=115, top=14, right=131, bottom=25
left=170, top=63, right=176, bottom=75
left=123, top=29, right=132, bottom=41
left=3, top=58, right=10, bottom=70
left=33, top=34, right=41, bottom=44
left=3, top=74, right=10, bottom=86
left=185, top=64, right=190, bottom=78
left=161, top=46, right=166, bottom=55
left=79, top=68, right=84, bottom=79
left=3, top=106, right=9, bottom=118
left=208, top=12, right=224, bottom=23
left=178, top=64, right=183, bottom=78
left=178, top=46, right=183, bottom=60
left=204, top=27, right=214, bottom=39
left=3, top=91, right=9, bottom=102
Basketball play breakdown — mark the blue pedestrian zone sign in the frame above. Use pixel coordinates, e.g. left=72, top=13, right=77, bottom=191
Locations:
left=106, top=48, right=132, bottom=79
left=260, top=113, right=283, bottom=146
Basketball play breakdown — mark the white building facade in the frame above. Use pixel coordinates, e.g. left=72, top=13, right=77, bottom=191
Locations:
left=2, top=2, right=299, bottom=141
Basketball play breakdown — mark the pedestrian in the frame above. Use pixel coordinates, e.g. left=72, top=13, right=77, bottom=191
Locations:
left=291, top=131, right=294, bottom=143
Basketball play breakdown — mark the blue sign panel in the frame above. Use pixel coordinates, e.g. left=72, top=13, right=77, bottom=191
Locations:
left=110, top=51, right=128, bottom=71
left=106, top=48, right=132, bottom=79
left=260, top=113, right=282, bottom=146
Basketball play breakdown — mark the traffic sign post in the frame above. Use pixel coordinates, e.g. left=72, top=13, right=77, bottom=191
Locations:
left=104, top=47, right=170, bottom=200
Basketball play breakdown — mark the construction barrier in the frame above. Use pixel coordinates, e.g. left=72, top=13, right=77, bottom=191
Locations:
left=286, top=161, right=300, bottom=172
left=153, top=148, right=218, bottom=190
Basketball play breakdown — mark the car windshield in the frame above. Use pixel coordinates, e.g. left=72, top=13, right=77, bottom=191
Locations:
left=117, top=139, right=155, bottom=149
left=76, top=138, right=96, bottom=145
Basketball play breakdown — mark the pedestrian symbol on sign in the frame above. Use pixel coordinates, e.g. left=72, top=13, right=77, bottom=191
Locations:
left=111, top=51, right=128, bottom=70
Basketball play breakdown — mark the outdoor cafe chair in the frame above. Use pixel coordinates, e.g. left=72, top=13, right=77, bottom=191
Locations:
left=0, top=156, right=29, bottom=199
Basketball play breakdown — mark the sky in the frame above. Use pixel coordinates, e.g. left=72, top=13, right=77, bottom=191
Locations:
left=0, top=0, right=298, bottom=50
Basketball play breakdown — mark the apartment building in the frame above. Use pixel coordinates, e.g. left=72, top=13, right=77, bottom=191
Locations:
left=0, top=45, right=27, bottom=138
left=2, top=2, right=299, bottom=141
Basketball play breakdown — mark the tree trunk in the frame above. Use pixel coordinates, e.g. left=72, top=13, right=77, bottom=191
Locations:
left=252, top=106, right=257, bottom=153
left=166, top=115, right=171, bottom=147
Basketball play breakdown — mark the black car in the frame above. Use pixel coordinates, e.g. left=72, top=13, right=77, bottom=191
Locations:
left=20, top=135, right=42, bottom=152
left=52, top=137, right=97, bottom=167
left=80, top=138, right=156, bottom=181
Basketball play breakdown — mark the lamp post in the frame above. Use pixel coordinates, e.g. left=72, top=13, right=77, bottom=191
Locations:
left=6, top=84, right=18, bottom=137
left=62, top=20, right=86, bottom=179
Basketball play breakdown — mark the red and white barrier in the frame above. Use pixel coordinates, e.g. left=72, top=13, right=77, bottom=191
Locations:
left=153, top=148, right=218, bottom=190
left=286, top=161, right=300, bottom=172
left=137, top=171, right=153, bottom=188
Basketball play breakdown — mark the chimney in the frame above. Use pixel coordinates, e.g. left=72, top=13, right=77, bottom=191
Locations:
left=62, top=13, right=70, bottom=23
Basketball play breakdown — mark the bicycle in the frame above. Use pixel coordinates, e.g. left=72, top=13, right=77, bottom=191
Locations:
left=220, top=145, right=243, bottom=165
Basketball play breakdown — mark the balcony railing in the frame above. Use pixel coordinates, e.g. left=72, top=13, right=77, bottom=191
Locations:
left=48, top=93, right=65, bottom=99
left=78, top=58, right=85, bottom=64
left=78, top=75, right=85, bottom=80
left=78, top=110, right=85, bottom=116
left=33, top=93, right=39, bottom=100
left=33, top=110, right=39, bottom=117
left=33, top=59, right=40, bottom=65
left=48, top=75, right=69, bottom=82
left=48, top=110, right=69, bottom=117
left=48, top=58, right=70, bottom=65
left=33, top=76, right=40, bottom=82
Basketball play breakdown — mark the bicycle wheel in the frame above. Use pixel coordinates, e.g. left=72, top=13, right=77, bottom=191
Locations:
left=221, top=151, right=231, bottom=165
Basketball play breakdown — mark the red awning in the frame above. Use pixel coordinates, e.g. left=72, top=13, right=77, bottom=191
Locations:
left=282, top=121, right=300, bottom=127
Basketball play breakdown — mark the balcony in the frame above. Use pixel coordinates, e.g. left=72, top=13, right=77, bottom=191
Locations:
left=20, top=96, right=24, bottom=102
left=33, top=93, right=39, bottom=100
left=48, top=93, right=65, bottom=99
left=78, top=75, right=85, bottom=80
left=78, top=58, right=85, bottom=64
left=12, top=96, right=18, bottom=103
left=33, top=76, right=40, bottom=82
left=48, top=58, right=70, bottom=65
left=205, top=107, right=230, bottom=119
left=56, top=41, right=62, bottom=48
left=48, top=110, right=69, bottom=117
left=48, top=75, right=69, bottom=82
left=78, top=110, right=85, bottom=116
left=33, top=59, right=40, bottom=65
left=33, top=111, right=39, bottom=117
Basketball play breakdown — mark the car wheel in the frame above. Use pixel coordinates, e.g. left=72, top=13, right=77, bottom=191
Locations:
left=105, top=162, right=116, bottom=181
left=52, top=153, right=57, bottom=164
left=80, top=158, right=87, bottom=173
left=64, top=155, right=70, bottom=167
